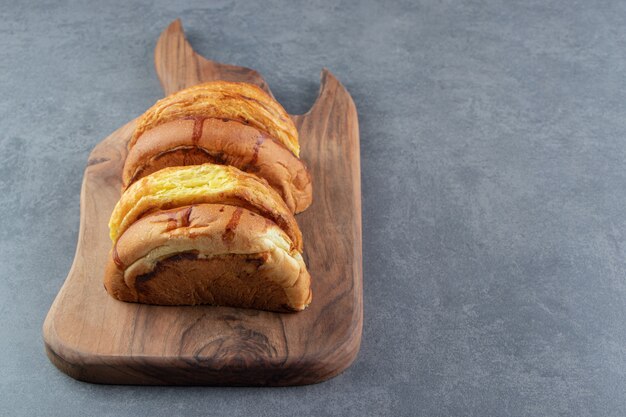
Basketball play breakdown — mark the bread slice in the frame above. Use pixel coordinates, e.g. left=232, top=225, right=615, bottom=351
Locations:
left=130, top=81, right=300, bottom=156
left=108, top=163, right=303, bottom=252
left=123, top=118, right=312, bottom=213
left=104, top=204, right=311, bottom=312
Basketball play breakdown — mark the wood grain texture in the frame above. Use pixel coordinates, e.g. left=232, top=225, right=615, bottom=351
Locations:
left=42, top=19, right=362, bottom=386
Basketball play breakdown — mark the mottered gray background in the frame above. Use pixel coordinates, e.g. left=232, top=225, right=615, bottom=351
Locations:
left=1, top=1, right=626, bottom=416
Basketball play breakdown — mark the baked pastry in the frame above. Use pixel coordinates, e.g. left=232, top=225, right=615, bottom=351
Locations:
left=130, top=81, right=300, bottom=156
left=105, top=81, right=313, bottom=313
left=105, top=204, right=311, bottom=312
left=122, top=117, right=312, bottom=213
left=109, top=164, right=303, bottom=252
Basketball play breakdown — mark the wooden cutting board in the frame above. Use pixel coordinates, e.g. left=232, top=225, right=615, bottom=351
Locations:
left=42, top=19, right=362, bottom=386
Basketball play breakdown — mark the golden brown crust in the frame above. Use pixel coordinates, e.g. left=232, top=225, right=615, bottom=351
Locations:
left=104, top=204, right=312, bottom=312
left=108, top=163, right=303, bottom=252
left=122, top=118, right=312, bottom=213
left=130, top=81, right=300, bottom=156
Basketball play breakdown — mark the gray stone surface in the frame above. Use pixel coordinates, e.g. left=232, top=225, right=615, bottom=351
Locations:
left=1, top=0, right=625, bottom=415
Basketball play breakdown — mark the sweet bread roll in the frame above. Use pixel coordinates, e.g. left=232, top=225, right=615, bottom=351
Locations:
left=130, top=81, right=300, bottom=157
left=123, top=118, right=312, bottom=213
left=109, top=163, right=303, bottom=252
left=105, top=204, right=312, bottom=312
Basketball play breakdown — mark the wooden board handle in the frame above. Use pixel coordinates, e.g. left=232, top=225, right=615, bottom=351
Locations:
left=154, top=19, right=272, bottom=96
left=153, top=19, right=350, bottom=124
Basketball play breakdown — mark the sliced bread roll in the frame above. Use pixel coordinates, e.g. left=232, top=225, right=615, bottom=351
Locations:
left=106, top=81, right=313, bottom=312
left=105, top=204, right=311, bottom=312
left=123, top=118, right=312, bottom=213
left=130, top=81, right=300, bottom=156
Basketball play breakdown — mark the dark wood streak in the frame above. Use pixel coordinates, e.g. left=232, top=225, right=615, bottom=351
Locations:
left=87, top=157, right=110, bottom=167
left=42, top=18, right=362, bottom=387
